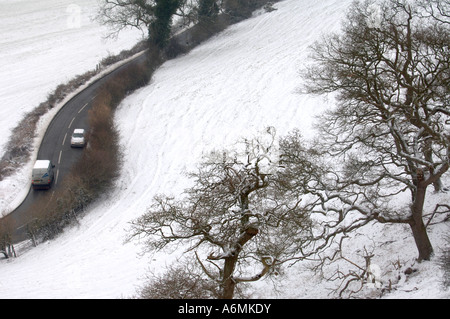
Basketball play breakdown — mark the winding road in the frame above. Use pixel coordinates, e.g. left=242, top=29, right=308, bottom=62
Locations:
left=9, top=51, right=147, bottom=243
left=6, top=13, right=242, bottom=244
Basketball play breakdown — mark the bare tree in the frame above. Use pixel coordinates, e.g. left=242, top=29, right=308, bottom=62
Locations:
left=127, top=129, right=313, bottom=298
left=97, top=0, right=223, bottom=46
left=97, top=0, right=187, bottom=47
left=97, top=0, right=156, bottom=38
left=301, top=0, right=449, bottom=261
left=135, top=258, right=222, bottom=299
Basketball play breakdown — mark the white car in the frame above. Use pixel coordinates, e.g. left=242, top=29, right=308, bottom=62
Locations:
left=70, top=128, right=86, bottom=148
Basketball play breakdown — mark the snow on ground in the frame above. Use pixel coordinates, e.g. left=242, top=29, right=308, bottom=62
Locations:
left=1, top=0, right=449, bottom=299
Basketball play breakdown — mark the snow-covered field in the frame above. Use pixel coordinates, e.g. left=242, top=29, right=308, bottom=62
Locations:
left=1, top=0, right=449, bottom=299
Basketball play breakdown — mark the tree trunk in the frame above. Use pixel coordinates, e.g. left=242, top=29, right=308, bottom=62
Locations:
left=221, top=255, right=238, bottom=299
left=220, top=225, right=259, bottom=299
left=423, top=138, right=443, bottom=192
left=409, top=184, right=434, bottom=261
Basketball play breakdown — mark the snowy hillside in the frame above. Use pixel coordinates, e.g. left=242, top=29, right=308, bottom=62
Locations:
left=1, top=0, right=449, bottom=299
